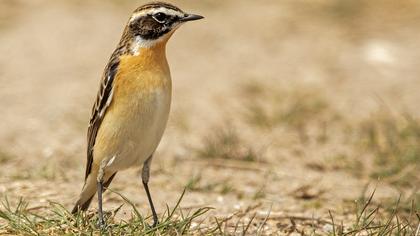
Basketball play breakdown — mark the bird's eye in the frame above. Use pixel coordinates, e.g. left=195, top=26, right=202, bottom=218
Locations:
left=153, top=12, right=167, bottom=23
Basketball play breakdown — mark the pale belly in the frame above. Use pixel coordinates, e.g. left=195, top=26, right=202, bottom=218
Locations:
left=93, top=86, right=171, bottom=172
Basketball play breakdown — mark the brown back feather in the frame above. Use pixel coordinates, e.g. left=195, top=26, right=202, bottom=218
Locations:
left=84, top=30, right=131, bottom=179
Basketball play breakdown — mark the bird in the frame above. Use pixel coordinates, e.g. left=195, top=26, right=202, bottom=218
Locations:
left=71, top=2, right=203, bottom=227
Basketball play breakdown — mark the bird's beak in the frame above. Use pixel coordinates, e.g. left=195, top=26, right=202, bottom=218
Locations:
left=181, top=13, right=204, bottom=22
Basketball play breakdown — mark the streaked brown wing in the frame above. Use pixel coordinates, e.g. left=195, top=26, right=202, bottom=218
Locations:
left=85, top=57, right=120, bottom=180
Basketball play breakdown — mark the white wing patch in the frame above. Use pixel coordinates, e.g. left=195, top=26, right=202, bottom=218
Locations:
left=100, top=86, right=114, bottom=118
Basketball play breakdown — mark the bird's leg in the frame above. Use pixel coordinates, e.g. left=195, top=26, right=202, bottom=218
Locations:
left=96, top=180, right=105, bottom=228
left=142, top=155, right=158, bottom=227
left=97, top=162, right=107, bottom=229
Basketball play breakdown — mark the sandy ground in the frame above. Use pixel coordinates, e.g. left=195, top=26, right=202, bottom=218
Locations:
left=1, top=0, right=420, bottom=234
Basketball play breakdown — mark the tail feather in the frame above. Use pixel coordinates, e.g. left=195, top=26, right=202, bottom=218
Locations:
left=71, top=195, right=95, bottom=214
left=71, top=172, right=117, bottom=214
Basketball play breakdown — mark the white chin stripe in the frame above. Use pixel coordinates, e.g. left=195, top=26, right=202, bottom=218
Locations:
left=130, top=7, right=184, bottom=22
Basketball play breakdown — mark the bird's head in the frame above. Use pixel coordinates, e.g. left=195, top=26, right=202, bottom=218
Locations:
left=124, top=2, right=203, bottom=52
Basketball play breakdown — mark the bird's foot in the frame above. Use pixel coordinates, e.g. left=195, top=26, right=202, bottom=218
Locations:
left=97, top=218, right=107, bottom=230
left=151, top=219, right=159, bottom=228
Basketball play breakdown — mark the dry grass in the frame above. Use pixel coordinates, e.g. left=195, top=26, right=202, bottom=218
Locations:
left=0, top=150, right=13, bottom=164
left=3, top=189, right=417, bottom=235
left=357, top=110, right=420, bottom=188
left=328, top=190, right=419, bottom=235
left=0, top=190, right=215, bottom=235
left=196, top=126, right=263, bottom=162
left=240, top=81, right=341, bottom=144
left=1, top=0, right=420, bottom=234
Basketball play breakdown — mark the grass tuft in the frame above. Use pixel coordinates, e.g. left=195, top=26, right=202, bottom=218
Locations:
left=185, top=173, right=235, bottom=195
left=0, top=189, right=214, bottom=235
left=240, top=81, right=340, bottom=143
left=358, top=110, right=420, bottom=188
left=329, top=188, right=419, bottom=235
left=197, top=126, right=262, bottom=162
left=0, top=150, right=13, bottom=164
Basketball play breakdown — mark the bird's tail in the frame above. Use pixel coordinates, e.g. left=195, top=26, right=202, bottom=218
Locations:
left=71, top=171, right=117, bottom=214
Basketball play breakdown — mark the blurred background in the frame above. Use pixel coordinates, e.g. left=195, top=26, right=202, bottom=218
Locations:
left=1, top=0, right=419, bottom=234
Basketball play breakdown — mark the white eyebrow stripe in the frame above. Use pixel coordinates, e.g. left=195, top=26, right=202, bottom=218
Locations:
left=129, top=7, right=185, bottom=22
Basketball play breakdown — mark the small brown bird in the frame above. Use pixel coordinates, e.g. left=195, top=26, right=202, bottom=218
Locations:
left=71, top=2, right=203, bottom=227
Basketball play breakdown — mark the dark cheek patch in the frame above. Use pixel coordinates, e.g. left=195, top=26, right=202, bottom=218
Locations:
left=130, top=16, right=170, bottom=40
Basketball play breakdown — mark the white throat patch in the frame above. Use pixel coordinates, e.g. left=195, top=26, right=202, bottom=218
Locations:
left=130, top=35, right=167, bottom=55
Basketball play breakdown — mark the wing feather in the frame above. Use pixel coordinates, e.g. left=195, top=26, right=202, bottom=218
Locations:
left=85, top=57, right=120, bottom=180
